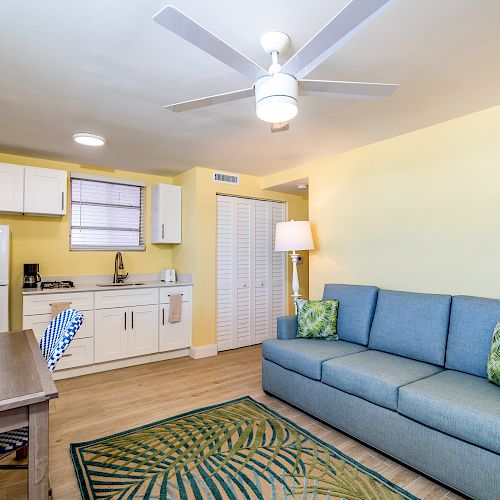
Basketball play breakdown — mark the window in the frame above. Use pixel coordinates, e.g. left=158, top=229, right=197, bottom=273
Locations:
left=70, top=174, right=145, bottom=250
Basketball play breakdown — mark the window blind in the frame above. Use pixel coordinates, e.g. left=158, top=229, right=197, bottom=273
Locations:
left=70, top=178, right=145, bottom=250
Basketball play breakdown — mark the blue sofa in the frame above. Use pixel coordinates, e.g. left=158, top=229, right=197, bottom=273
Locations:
left=262, top=284, right=500, bottom=500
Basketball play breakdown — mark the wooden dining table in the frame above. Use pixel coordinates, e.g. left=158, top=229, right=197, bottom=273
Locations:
left=0, top=329, right=58, bottom=499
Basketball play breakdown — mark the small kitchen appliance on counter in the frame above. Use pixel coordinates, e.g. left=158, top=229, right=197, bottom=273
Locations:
left=23, top=263, right=41, bottom=289
left=161, top=269, right=176, bottom=282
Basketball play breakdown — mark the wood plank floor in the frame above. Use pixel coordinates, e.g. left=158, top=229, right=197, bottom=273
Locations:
left=0, top=345, right=464, bottom=499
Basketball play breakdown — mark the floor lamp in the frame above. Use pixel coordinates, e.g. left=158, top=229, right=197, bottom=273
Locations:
left=275, top=220, right=314, bottom=312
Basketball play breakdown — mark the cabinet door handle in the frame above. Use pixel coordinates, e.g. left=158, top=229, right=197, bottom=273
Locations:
left=62, top=353, right=73, bottom=358
left=124, top=311, right=127, bottom=330
left=61, top=192, right=65, bottom=211
left=162, top=307, right=165, bottom=326
left=131, top=310, right=134, bottom=329
left=162, top=224, right=165, bottom=239
left=167, top=293, right=183, bottom=297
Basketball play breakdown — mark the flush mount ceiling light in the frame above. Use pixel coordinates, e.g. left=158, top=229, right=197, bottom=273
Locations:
left=72, top=133, right=106, bottom=147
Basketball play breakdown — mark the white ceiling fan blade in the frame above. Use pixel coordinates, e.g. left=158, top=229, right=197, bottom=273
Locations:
left=299, top=80, right=399, bottom=98
left=165, top=88, right=254, bottom=112
left=281, top=0, right=394, bottom=80
left=153, top=6, right=267, bottom=81
left=271, top=122, right=289, bottom=133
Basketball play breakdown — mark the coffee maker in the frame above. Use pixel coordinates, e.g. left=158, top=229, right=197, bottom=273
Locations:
left=23, top=263, right=41, bottom=289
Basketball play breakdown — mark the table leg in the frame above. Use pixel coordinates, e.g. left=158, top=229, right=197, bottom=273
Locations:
left=28, top=400, right=49, bottom=499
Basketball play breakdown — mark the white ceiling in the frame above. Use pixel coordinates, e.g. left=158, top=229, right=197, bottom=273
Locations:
left=0, top=1, right=499, bottom=176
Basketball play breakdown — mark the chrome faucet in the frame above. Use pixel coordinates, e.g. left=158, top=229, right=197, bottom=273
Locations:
left=113, top=252, right=129, bottom=283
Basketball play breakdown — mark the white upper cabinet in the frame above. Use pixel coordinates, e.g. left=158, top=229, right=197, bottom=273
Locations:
left=151, top=184, right=181, bottom=243
left=0, top=163, right=24, bottom=213
left=24, top=166, right=67, bottom=216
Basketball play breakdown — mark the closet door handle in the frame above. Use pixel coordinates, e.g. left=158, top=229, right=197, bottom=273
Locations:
left=162, top=307, right=165, bottom=326
left=124, top=311, right=127, bottom=330
left=131, top=311, right=134, bottom=329
left=162, top=224, right=165, bottom=239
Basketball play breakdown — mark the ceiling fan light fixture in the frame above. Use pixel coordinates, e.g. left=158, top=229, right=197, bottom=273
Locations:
left=255, top=72, right=298, bottom=124
left=72, top=132, right=106, bottom=147
left=256, top=96, right=298, bottom=124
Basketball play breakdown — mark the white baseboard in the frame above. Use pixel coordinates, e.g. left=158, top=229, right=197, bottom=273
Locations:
left=53, top=349, right=189, bottom=380
left=189, top=344, right=218, bottom=359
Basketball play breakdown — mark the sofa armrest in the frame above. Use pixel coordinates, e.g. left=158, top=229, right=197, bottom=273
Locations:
left=277, top=315, right=298, bottom=340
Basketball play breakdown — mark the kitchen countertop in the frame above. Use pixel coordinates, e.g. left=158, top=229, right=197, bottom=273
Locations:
left=22, top=280, right=193, bottom=296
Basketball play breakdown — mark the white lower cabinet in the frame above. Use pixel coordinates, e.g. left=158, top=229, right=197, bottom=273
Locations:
left=94, top=307, right=129, bottom=363
left=56, top=338, right=94, bottom=370
left=94, top=305, right=158, bottom=363
left=23, top=284, right=191, bottom=375
left=24, top=310, right=94, bottom=342
left=159, top=301, right=191, bottom=351
left=127, top=305, right=159, bottom=357
left=23, top=309, right=95, bottom=372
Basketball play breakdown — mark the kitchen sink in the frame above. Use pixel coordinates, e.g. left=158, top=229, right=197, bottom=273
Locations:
left=95, top=282, right=145, bottom=287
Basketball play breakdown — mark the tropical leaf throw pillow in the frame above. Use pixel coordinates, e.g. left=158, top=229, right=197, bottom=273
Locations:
left=296, top=298, right=339, bottom=340
left=487, top=322, right=500, bottom=386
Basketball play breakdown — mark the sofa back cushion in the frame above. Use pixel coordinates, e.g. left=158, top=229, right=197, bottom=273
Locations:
left=446, top=295, right=500, bottom=378
left=322, top=284, right=378, bottom=345
left=368, top=290, right=451, bottom=365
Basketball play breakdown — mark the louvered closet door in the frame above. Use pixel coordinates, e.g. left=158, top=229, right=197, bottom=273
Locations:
left=270, top=202, right=286, bottom=338
left=235, top=198, right=252, bottom=348
left=216, top=195, right=286, bottom=351
left=253, top=200, right=271, bottom=345
left=216, top=196, right=234, bottom=351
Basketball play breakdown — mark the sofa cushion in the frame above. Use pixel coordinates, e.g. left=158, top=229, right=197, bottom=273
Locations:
left=446, top=295, right=500, bottom=378
left=262, top=338, right=367, bottom=381
left=368, top=290, right=451, bottom=365
left=296, top=298, right=339, bottom=340
left=398, top=370, right=500, bottom=454
left=322, top=284, right=378, bottom=345
left=321, top=350, right=442, bottom=410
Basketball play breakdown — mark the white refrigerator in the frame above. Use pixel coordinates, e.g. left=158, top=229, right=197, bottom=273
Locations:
left=0, top=225, right=9, bottom=332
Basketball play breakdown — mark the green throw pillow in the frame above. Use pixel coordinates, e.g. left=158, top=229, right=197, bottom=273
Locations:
left=296, top=298, right=339, bottom=340
left=487, top=322, right=500, bottom=386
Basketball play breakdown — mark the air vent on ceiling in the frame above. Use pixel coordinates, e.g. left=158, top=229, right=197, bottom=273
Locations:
left=213, top=172, right=240, bottom=185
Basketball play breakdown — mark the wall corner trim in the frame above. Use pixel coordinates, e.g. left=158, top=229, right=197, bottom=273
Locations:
left=189, top=344, right=218, bottom=359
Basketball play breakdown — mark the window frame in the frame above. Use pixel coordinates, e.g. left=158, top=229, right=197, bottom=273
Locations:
left=69, top=173, right=146, bottom=252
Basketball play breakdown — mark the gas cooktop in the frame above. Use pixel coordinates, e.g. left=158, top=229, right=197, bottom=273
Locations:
left=40, top=280, right=75, bottom=290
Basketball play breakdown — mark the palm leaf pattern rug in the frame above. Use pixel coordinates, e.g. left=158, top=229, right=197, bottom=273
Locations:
left=70, top=397, right=418, bottom=499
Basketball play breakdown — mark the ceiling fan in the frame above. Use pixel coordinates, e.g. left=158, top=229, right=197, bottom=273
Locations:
left=153, top=0, right=399, bottom=133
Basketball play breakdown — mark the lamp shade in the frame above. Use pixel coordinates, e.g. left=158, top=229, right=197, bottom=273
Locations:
left=275, top=220, right=314, bottom=252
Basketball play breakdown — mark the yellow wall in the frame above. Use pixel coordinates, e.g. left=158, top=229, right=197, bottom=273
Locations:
left=0, top=154, right=309, bottom=343
left=271, top=105, right=500, bottom=300
left=0, top=152, right=174, bottom=330
left=173, top=166, right=309, bottom=347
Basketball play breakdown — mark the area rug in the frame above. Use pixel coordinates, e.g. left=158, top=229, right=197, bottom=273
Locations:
left=70, top=396, right=418, bottom=499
